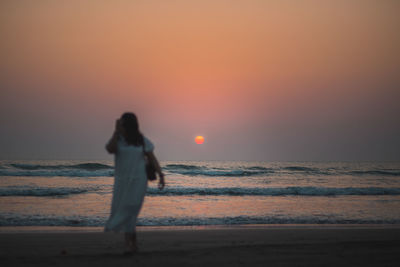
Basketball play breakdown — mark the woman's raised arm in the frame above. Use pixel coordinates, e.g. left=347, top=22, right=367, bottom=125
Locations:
left=105, top=132, right=119, bottom=154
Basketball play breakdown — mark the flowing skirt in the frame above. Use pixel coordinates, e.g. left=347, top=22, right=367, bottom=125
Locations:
left=104, top=170, right=147, bottom=233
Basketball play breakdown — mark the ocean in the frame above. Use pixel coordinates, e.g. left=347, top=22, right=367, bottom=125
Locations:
left=1, top=160, right=400, bottom=227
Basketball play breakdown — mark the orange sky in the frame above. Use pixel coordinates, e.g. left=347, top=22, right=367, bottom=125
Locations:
left=1, top=0, right=399, bottom=160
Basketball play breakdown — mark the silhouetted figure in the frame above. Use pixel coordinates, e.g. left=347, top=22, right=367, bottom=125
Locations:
left=104, top=112, right=165, bottom=254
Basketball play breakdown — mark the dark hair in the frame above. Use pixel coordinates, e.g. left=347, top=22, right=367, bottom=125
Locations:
left=120, top=112, right=144, bottom=146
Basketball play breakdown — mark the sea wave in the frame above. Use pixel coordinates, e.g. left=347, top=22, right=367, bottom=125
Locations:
left=164, top=164, right=400, bottom=177
left=10, top=163, right=112, bottom=170
left=164, top=164, right=204, bottom=170
left=146, top=186, right=400, bottom=196
left=282, top=166, right=317, bottom=172
left=167, top=169, right=273, bottom=177
left=4, top=185, right=398, bottom=197
left=164, top=164, right=274, bottom=177
left=0, top=186, right=103, bottom=197
left=141, top=216, right=400, bottom=226
left=349, top=170, right=400, bottom=176
left=1, top=214, right=399, bottom=227
left=0, top=162, right=114, bottom=177
left=1, top=162, right=400, bottom=178
left=0, top=169, right=114, bottom=177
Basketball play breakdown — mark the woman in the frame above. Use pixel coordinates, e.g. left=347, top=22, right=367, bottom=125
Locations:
left=104, top=112, right=165, bottom=254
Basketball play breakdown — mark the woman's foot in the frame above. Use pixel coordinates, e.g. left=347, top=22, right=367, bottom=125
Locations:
left=124, top=233, right=138, bottom=255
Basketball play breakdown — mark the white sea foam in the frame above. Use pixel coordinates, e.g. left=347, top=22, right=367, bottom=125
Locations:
left=146, top=186, right=400, bottom=196
left=1, top=162, right=399, bottom=177
left=1, top=214, right=399, bottom=227
left=0, top=185, right=104, bottom=196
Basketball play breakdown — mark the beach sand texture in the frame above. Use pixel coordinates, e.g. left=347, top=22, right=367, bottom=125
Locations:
left=1, top=226, right=400, bottom=266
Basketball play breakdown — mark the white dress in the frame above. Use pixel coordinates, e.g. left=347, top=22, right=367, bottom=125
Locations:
left=104, top=135, right=154, bottom=233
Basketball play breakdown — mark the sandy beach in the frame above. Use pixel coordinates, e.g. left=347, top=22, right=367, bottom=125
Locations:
left=1, top=225, right=400, bottom=266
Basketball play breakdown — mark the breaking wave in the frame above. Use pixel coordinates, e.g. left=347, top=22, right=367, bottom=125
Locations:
left=1, top=214, right=399, bottom=227
left=3, top=184, right=399, bottom=197
left=0, top=186, right=103, bottom=197
left=0, top=162, right=399, bottom=178
left=164, top=164, right=274, bottom=177
left=10, top=163, right=112, bottom=170
left=146, top=186, right=400, bottom=196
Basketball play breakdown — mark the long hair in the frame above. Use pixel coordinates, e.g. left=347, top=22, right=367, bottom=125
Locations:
left=121, top=112, right=144, bottom=146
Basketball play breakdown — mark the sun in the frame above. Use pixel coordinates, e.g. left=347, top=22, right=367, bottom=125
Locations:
left=195, top=136, right=205, bottom=144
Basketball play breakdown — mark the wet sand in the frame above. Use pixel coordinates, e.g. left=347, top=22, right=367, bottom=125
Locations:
left=1, top=225, right=400, bottom=266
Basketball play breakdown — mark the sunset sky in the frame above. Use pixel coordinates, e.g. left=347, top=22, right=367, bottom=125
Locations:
left=1, top=0, right=399, bottom=161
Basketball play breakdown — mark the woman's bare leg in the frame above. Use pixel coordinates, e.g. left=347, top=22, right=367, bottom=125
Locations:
left=130, top=232, right=137, bottom=251
left=124, top=232, right=137, bottom=253
left=124, top=233, right=131, bottom=248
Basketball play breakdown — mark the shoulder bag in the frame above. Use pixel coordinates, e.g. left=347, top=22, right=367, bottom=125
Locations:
left=143, top=139, right=157, bottom=181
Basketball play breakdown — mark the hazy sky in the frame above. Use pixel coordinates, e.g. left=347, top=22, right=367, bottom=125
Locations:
left=1, top=0, right=399, bottom=161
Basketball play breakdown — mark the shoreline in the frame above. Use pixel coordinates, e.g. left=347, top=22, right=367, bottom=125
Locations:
left=1, top=226, right=400, bottom=266
left=1, top=223, right=400, bottom=233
